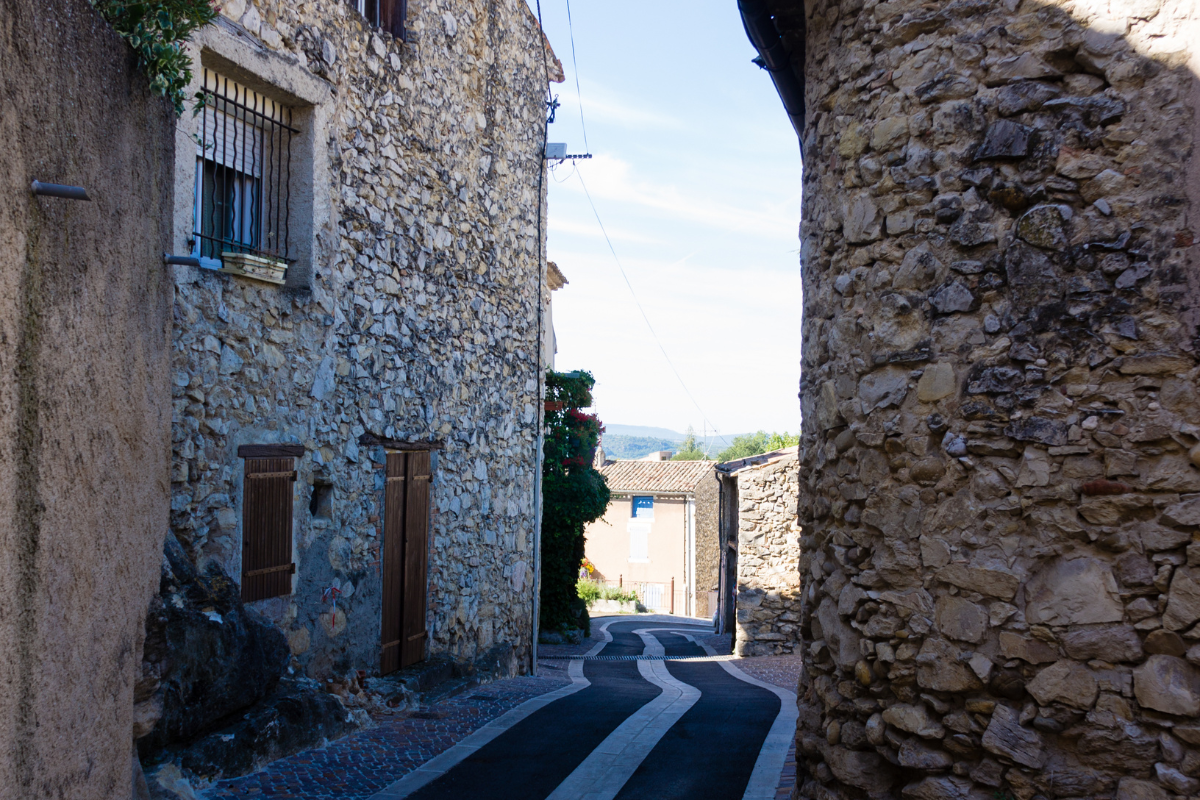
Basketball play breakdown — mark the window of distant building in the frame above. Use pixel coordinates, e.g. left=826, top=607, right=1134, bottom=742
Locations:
left=631, top=496, right=654, bottom=521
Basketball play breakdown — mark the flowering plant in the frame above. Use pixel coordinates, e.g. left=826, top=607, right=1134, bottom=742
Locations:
left=540, top=371, right=610, bottom=633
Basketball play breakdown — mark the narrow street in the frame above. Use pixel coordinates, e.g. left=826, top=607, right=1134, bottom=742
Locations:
left=208, top=617, right=799, bottom=800
left=378, top=618, right=796, bottom=800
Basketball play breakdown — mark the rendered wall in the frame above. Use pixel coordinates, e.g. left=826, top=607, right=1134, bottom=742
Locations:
left=0, top=0, right=175, bottom=796
left=166, top=0, right=550, bottom=681
left=789, top=0, right=1200, bottom=797
left=585, top=495, right=688, bottom=608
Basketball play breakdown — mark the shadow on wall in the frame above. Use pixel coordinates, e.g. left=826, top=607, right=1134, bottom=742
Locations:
left=791, top=0, right=1200, bottom=798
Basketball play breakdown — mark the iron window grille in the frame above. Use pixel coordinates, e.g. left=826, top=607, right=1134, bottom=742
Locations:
left=353, top=0, right=408, bottom=41
left=192, top=69, right=298, bottom=264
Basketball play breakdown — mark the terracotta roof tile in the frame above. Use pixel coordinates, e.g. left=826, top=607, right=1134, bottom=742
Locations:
left=600, top=459, right=714, bottom=494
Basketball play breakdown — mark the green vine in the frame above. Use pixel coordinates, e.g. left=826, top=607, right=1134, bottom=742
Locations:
left=92, top=0, right=218, bottom=115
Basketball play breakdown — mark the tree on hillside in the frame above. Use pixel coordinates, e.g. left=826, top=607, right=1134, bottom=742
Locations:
left=716, top=431, right=799, bottom=463
left=670, top=426, right=708, bottom=461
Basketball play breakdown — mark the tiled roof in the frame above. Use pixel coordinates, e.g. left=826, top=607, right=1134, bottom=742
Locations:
left=600, top=459, right=714, bottom=494
left=717, top=445, right=799, bottom=475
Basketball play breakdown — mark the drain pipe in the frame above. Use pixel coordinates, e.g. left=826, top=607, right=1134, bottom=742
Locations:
left=738, top=0, right=806, bottom=145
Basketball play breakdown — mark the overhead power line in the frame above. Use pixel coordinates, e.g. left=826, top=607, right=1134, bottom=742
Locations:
left=574, top=169, right=727, bottom=452
left=564, top=0, right=589, bottom=153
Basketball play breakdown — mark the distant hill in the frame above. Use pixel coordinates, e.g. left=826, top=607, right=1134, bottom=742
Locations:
left=603, top=424, right=686, bottom=441
left=601, top=435, right=679, bottom=460
left=600, top=425, right=753, bottom=461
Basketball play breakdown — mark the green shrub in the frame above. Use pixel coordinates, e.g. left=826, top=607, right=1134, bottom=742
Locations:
left=576, top=580, right=638, bottom=606
left=92, top=0, right=217, bottom=115
left=576, top=580, right=601, bottom=604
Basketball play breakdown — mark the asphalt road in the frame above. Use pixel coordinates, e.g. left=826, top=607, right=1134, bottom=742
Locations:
left=370, top=619, right=795, bottom=800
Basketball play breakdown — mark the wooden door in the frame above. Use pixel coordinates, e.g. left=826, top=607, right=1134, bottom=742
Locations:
left=380, top=450, right=431, bottom=675
left=401, top=450, right=431, bottom=667
left=241, top=456, right=297, bottom=602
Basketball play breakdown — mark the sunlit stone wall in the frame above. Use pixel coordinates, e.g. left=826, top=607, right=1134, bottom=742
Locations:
left=790, top=0, right=1200, bottom=797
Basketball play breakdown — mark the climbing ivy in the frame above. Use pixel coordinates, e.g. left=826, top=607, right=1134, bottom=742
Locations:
left=92, top=0, right=217, bottom=115
left=540, top=371, right=610, bottom=636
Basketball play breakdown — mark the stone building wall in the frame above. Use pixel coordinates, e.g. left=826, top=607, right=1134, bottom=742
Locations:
left=695, top=470, right=721, bottom=619
left=731, top=449, right=803, bottom=656
left=780, top=0, right=1200, bottom=797
left=0, top=0, right=176, bottom=793
left=167, top=0, right=552, bottom=684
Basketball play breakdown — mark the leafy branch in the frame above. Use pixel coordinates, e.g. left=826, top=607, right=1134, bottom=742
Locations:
left=92, top=0, right=218, bottom=115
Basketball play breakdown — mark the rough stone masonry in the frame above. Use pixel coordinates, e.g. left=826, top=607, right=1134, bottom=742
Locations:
left=768, top=0, right=1200, bottom=798
left=159, top=0, right=555, bottom=704
left=725, top=448, right=804, bottom=656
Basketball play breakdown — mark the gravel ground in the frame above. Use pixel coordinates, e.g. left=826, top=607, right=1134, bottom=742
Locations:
left=205, top=675, right=569, bottom=799
left=735, top=654, right=803, bottom=692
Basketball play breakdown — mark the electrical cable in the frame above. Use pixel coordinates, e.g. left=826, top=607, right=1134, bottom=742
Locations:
left=550, top=159, right=578, bottom=184
left=565, top=0, right=589, bottom=153
left=574, top=168, right=727, bottom=454
left=532, top=0, right=552, bottom=676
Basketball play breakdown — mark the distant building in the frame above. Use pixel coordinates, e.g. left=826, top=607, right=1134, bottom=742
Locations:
left=584, top=460, right=718, bottom=617
left=716, top=447, right=801, bottom=656
left=543, top=261, right=567, bottom=370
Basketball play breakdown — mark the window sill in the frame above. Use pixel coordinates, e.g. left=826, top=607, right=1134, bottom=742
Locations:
left=628, top=559, right=649, bottom=564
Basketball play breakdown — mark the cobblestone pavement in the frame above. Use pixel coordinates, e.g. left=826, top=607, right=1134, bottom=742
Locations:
left=206, top=675, right=569, bottom=799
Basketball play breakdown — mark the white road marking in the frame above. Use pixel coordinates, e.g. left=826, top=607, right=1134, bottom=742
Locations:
left=691, top=636, right=799, bottom=800
left=545, top=633, right=701, bottom=800
left=583, top=617, right=621, bottom=657
left=368, top=659, right=590, bottom=800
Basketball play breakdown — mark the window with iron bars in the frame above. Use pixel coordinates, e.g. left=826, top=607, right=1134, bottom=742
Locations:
left=192, top=70, right=297, bottom=265
left=353, top=0, right=409, bottom=40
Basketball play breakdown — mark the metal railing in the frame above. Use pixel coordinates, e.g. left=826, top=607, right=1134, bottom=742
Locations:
left=193, top=69, right=296, bottom=263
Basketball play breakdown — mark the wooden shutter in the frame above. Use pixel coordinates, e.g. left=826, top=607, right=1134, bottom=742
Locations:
left=241, top=456, right=297, bottom=602
left=381, top=451, right=408, bottom=676
left=402, top=450, right=431, bottom=667
left=380, top=450, right=431, bottom=674
left=381, top=0, right=408, bottom=41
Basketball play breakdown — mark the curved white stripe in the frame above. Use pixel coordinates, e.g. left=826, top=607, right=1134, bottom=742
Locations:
left=369, top=660, right=590, bottom=800
left=692, top=638, right=799, bottom=800
left=583, top=617, right=621, bottom=657
left=546, top=633, right=701, bottom=800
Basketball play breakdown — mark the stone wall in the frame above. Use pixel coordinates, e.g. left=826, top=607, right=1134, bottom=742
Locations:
left=730, top=449, right=803, bottom=656
left=0, top=0, right=175, bottom=794
left=695, top=469, right=721, bottom=619
left=783, top=0, right=1200, bottom=797
left=166, top=0, right=551, bottom=687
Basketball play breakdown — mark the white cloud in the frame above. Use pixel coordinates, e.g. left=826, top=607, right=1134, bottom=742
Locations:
left=560, top=155, right=799, bottom=240
left=547, top=216, right=663, bottom=246
left=554, top=83, right=686, bottom=132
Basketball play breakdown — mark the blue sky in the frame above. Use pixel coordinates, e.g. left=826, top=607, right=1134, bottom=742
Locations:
left=529, top=0, right=804, bottom=441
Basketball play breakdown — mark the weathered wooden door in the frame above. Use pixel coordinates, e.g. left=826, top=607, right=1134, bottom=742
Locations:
left=380, top=450, right=431, bottom=675
left=241, top=455, right=298, bottom=602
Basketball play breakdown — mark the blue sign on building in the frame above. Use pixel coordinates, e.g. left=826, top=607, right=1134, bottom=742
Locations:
left=631, top=496, right=654, bottom=521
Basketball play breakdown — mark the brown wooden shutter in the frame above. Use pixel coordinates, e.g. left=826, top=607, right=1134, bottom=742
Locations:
left=241, top=456, right=297, bottom=602
left=380, top=451, right=408, bottom=676
left=380, top=449, right=431, bottom=674
left=381, top=0, right=408, bottom=41
left=401, top=450, right=431, bottom=667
